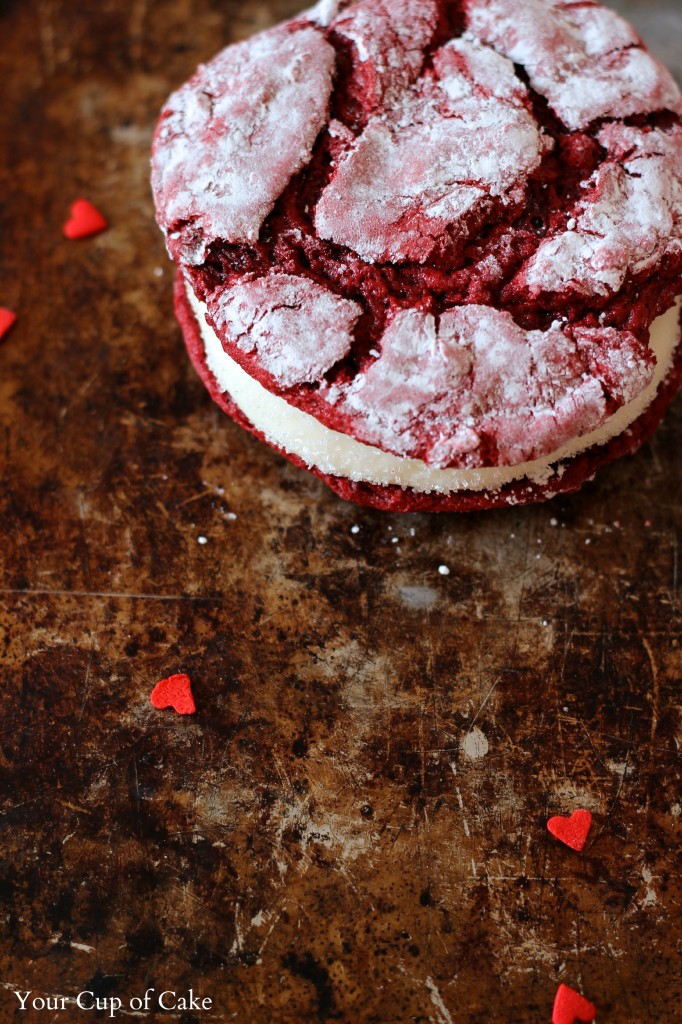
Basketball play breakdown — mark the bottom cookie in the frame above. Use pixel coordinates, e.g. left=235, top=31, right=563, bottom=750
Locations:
left=175, top=273, right=682, bottom=513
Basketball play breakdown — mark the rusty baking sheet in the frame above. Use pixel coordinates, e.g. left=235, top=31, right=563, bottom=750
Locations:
left=0, top=1, right=680, bottom=1021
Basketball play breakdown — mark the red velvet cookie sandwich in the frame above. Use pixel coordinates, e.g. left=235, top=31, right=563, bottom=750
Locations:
left=152, top=0, right=682, bottom=512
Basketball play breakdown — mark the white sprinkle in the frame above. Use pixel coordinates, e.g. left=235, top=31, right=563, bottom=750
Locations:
left=438, top=565, right=451, bottom=576
left=461, top=727, right=489, bottom=760
left=541, top=619, right=549, bottom=626
left=550, top=518, right=558, bottom=527
left=585, top=538, right=591, bottom=545
left=397, top=585, right=439, bottom=609
left=153, top=266, right=164, bottom=277
left=567, top=217, right=576, bottom=231
left=350, top=525, right=360, bottom=534
left=391, top=537, right=399, bottom=544
left=409, top=527, right=416, bottom=537
left=198, top=535, right=208, bottom=545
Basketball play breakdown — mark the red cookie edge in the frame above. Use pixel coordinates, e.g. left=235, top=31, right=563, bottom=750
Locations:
left=174, top=272, right=682, bottom=513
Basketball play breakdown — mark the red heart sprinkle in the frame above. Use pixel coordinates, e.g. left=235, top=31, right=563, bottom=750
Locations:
left=150, top=673, right=196, bottom=715
left=63, top=198, right=108, bottom=240
left=547, top=809, right=592, bottom=851
left=552, top=984, right=596, bottom=1024
left=0, top=308, right=17, bottom=341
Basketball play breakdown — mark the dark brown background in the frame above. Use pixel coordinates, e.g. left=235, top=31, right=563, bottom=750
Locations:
left=1, top=1, right=680, bottom=1021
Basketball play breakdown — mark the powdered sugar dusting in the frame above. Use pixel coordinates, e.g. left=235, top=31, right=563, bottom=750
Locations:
left=331, top=0, right=437, bottom=108
left=323, top=305, right=654, bottom=466
left=306, top=0, right=345, bottom=26
left=465, top=0, right=682, bottom=129
left=152, top=26, right=335, bottom=264
left=521, top=125, right=682, bottom=296
left=207, top=274, right=361, bottom=387
left=315, top=37, right=549, bottom=263
left=154, top=0, right=682, bottom=486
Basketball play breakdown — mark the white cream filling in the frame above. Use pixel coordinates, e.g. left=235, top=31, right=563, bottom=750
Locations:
left=187, top=284, right=681, bottom=494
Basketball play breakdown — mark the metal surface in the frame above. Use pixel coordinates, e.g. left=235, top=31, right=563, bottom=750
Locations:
left=0, top=1, right=680, bottom=1021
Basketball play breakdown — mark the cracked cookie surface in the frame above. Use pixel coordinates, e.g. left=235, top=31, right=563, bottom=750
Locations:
left=152, top=0, right=682, bottom=506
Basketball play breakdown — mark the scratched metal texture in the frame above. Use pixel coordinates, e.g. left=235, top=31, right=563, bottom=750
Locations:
left=0, top=1, right=680, bottom=1021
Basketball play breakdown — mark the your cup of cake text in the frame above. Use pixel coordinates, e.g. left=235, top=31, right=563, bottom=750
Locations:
left=13, top=989, right=213, bottom=1017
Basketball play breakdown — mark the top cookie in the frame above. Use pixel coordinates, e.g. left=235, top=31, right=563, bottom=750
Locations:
left=152, top=0, right=682, bottom=473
